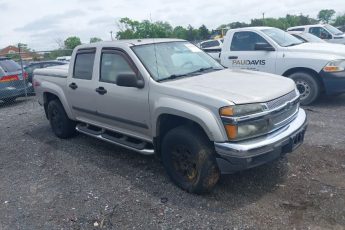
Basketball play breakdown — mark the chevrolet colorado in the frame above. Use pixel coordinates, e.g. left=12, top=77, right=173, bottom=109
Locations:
left=34, top=39, right=307, bottom=193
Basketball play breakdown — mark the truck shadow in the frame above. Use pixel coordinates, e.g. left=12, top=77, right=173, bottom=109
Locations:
left=0, top=98, right=27, bottom=108
left=305, top=94, right=345, bottom=108
left=27, top=125, right=288, bottom=213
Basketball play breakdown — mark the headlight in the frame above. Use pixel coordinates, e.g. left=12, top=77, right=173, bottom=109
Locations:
left=323, top=60, right=345, bottom=72
left=224, top=120, right=269, bottom=140
left=220, top=104, right=265, bottom=117
left=220, top=104, right=268, bottom=140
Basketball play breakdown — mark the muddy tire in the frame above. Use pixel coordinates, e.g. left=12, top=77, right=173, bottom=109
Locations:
left=289, top=72, right=320, bottom=105
left=161, top=125, right=220, bottom=194
left=47, top=99, right=76, bottom=139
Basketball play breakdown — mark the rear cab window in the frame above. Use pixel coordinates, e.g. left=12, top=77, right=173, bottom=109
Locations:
left=289, top=28, right=305, bottom=32
left=73, top=48, right=96, bottom=80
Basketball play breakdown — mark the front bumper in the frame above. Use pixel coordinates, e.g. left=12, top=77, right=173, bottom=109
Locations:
left=319, top=70, right=345, bottom=95
left=214, top=109, right=307, bottom=174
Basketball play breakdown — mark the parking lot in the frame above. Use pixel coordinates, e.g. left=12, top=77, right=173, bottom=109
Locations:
left=0, top=96, right=344, bottom=229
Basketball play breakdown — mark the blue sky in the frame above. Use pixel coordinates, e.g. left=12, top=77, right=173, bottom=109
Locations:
left=1, top=0, right=344, bottom=50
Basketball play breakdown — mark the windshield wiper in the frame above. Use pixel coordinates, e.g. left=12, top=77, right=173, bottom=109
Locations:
left=157, top=67, right=221, bottom=82
left=285, top=42, right=302, bottom=47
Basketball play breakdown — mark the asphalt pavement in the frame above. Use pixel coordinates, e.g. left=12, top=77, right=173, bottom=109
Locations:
left=0, top=96, right=344, bottom=229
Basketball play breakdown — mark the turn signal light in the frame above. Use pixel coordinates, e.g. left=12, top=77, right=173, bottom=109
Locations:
left=224, top=125, right=237, bottom=139
left=220, top=107, right=234, bottom=116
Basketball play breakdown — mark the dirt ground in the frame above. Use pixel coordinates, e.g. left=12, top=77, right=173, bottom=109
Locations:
left=0, top=96, right=344, bottom=229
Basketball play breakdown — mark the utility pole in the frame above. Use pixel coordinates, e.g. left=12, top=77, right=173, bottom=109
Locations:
left=18, top=43, right=27, bottom=97
left=262, top=12, right=265, bottom=25
left=110, top=31, right=113, bottom=41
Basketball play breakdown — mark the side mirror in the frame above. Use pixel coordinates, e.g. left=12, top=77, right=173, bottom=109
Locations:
left=254, top=43, right=275, bottom=51
left=116, top=73, right=144, bottom=89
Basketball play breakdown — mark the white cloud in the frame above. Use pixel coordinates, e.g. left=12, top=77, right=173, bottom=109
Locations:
left=0, top=0, right=344, bottom=50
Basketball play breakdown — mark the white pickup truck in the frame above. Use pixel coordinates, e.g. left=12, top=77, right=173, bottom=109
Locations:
left=217, top=27, right=345, bottom=105
left=33, top=39, right=307, bottom=193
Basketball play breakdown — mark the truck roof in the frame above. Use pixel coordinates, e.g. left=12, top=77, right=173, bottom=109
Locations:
left=228, top=26, right=274, bottom=32
left=76, top=38, right=185, bottom=49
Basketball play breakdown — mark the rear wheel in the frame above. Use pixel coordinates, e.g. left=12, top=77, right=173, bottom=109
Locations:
left=47, top=99, right=76, bottom=138
left=161, top=125, right=220, bottom=194
left=288, top=72, right=320, bottom=105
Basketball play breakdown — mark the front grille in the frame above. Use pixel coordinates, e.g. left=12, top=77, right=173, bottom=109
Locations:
left=271, top=104, right=298, bottom=128
left=265, top=90, right=297, bottom=110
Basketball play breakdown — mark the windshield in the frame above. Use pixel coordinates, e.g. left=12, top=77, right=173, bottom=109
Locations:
left=132, top=41, right=223, bottom=82
left=302, top=33, right=326, bottom=43
left=262, top=28, right=303, bottom=47
left=324, top=25, right=344, bottom=35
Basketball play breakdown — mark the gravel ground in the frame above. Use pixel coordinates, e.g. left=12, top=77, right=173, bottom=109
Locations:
left=0, top=96, right=344, bottom=229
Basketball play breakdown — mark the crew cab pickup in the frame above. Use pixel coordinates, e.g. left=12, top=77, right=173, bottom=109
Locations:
left=34, top=39, right=307, bottom=194
left=218, top=27, right=345, bottom=105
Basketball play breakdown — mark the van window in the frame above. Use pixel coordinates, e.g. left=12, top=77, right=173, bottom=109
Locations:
left=73, top=52, right=95, bottom=80
left=231, top=31, right=269, bottom=51
left=100, top=52, right=135, bottom=83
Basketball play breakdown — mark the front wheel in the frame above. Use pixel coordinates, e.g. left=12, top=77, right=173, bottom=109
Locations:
left=289, top=72, right=320, bottom=105
left=161, top=125, right=220, bottom=194
left=47, top=99, right=76, bottom=139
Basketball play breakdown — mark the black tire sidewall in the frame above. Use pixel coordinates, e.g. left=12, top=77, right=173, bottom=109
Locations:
left=161, top=126, right=220, bottom=194
left=289, top=72, right=320, bottom=105
left=47, top=100, right=76, bottom=138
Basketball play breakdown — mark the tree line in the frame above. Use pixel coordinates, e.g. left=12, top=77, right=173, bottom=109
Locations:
left=116, top=9, right=345, bottom=40
left=11, top=9, right=344, bottom=61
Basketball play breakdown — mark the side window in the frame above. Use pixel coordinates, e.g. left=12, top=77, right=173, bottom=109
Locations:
left=73, top=51, right=95, bottom=80
left=100, top=52, right=136, bottom=83
left=309, top=27, right=331, bottom=39
left=231, top=31, right=269, bottom=51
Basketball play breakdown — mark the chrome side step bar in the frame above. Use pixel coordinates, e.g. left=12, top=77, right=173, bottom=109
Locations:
left=76, top=124, right=154, bottom=155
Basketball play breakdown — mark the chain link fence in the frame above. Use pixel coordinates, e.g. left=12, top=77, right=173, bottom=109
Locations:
left=0, top=47, right=72, bottom=108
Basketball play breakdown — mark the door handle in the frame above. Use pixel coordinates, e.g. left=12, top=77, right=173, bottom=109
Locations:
left=228, top=56, right=238, bottom=60
left=69, top=83, right=78, bottom=90
left=95, top=87, right=107, bottom=95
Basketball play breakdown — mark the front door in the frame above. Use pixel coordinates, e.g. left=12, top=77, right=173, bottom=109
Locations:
left=222, top=31, right=276, bottom=74
left=94, top=49, right=151, bottom=140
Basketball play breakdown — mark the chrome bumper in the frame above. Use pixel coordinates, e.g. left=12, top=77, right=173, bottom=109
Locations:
left=214, top=109, right=307, bottom=173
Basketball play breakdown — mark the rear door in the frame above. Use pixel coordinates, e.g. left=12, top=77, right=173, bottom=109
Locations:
left=94, top=48, right=150, bottom=140
left=66, top=48, right=98, bottom=121
left=221, top=31, right=276, bottom=73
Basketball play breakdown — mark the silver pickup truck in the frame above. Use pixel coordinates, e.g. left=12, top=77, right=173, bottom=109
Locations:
left=34, top=39, right=307, bottom=194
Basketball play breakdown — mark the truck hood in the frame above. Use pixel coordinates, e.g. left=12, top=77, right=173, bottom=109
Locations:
left=163, top=69, right=296, bottom=104
left=285, top=42, right=345, bottom=57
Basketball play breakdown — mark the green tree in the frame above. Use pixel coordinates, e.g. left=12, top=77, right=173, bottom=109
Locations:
left=333, top=14, right=345, bottom=26
left=64, top=36, right=82, bottom=50
left=172, top=26, right=188, bottom=39
left=198, top=24, right=210, bottom=40
left=318, top=9, right=336, bottom=23
left=116, top=18, right=173, bottom=39
left=90, top=37, right=103, bottom=43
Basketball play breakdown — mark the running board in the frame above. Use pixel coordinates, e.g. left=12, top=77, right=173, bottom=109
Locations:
left=76, top=123, right=154, bottom=155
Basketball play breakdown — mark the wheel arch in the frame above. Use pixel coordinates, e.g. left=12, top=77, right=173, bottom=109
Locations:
left=43, top=91, right=74, bottom=120
left=282, top=67, right=325, bottom=92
